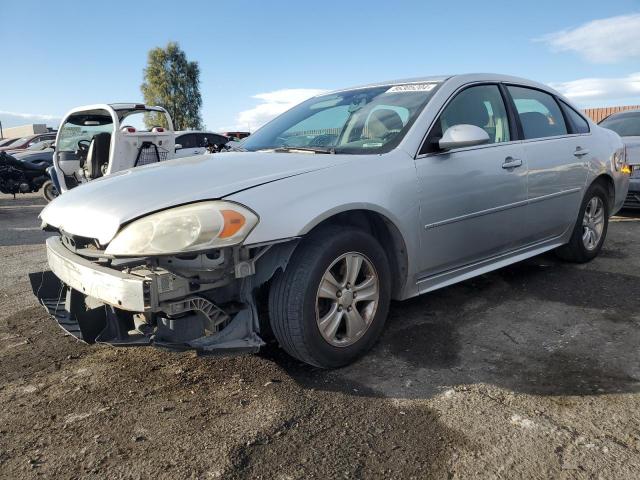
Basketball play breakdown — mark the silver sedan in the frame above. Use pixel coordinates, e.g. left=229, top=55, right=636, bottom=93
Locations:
left=34, top=73, right=630, bottom=368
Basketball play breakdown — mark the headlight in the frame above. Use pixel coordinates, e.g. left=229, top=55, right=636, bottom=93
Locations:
left=104, top=201, right=258, bottom=256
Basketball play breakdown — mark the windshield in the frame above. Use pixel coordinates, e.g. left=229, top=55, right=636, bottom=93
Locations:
left=599, top=112, right=640, bottom=137
left=26, top=140, right=52, bottom=151
left=119, top=110, right=170, bottom=131
left=241, top=83, right=440, bottom=154
left=57, top=110, right=114, bottom=152
left=12, top=137, right=30, bottom=146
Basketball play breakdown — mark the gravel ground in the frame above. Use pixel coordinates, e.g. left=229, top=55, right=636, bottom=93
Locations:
left=1, top=192, right=639, bottom=479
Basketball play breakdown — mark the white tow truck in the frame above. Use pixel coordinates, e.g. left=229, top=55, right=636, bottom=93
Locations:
left=51, top=103, right=176, bottom=193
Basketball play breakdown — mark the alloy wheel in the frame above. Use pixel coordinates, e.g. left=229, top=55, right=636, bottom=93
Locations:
left=582, top=196, right=605, bottom=251
left=315, top=252, right=379, bottom=347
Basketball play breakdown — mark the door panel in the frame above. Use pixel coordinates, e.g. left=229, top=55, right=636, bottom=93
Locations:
left=56, top=151, right=80, bottom=176
left=523, top=137, right=588, bottom=242
left=506, top=85, right=588, bottom=243
left=415, top=83, right=528, bottom=277
left=416, top=144, right=528, bottom=276
left=174, top=133, right=199, bottom=158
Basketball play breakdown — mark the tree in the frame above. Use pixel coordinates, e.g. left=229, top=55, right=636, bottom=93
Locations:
left=141, top=42, right=203, bottom=130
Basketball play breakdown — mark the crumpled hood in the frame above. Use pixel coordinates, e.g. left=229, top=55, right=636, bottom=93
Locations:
left=41, top=152, right=345, bottom=244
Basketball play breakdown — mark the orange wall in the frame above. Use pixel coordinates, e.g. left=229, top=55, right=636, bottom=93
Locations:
left=583, top=105, right=640, bottom=123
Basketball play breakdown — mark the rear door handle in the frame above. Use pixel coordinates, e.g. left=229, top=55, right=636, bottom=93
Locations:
left=502, top=157, right=523, bottom=169
left=574, top=147, right=590, bottom=157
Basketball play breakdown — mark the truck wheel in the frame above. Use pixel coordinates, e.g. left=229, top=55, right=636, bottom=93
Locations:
left=269, top=225, right=391, bottom=368
left=42, top=181, right=58, bottom=202
left=556, top=182, right=609, bottom=263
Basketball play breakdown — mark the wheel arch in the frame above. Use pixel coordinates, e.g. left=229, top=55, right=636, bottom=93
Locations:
left=589, top=173, right=615, bottom=215
left=300, top=208, right=409, bottom=299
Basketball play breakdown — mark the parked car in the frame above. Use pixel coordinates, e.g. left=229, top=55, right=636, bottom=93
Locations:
left=223, top=131, right=251, bottom=141
left=0, top=132, right=56, bottom=152
left=599, top=110, right=640, bottom=209
left=0, top=138, right=17, bottom=148
left=51, top=103, right=175, bottom=193
left=174, top=131, right=229, bottom=158
left=10, top=139, right=54, bottom=165
left=33, top=74, right=629, bottom=368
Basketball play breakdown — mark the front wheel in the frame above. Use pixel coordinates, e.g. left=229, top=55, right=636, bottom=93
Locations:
left=42, top=180, right=58, bottom=202
left=556, top=182, right=609, bottom=263
left=269, top=225, right=391, bottom=368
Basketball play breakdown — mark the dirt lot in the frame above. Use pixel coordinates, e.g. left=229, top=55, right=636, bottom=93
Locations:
left=1, top=193, right=639, bottom=479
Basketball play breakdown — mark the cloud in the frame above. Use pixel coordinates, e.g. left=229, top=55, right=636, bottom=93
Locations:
left=538, top=13, right=640, bottom=63
left=0, top=110, right=60, bottom=129
left=549, top=72, right=640, bottom=105
left=229, top=88, right=327, bottom=131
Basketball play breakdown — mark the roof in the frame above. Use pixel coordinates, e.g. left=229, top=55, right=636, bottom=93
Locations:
left=325, top=73, right=557, bottom=96
left=174, top=130, right=226, bottom=136
left=109, top=103, right=168, bottom=113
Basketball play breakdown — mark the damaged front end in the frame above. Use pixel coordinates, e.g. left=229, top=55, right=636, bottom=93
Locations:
left=31, top=235, right=297, bottom=355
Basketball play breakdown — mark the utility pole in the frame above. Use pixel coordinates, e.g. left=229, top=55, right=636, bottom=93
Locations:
left=0, top=120, right=3, bottom=139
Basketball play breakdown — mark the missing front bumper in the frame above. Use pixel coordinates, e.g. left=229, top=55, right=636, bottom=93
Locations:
left=29, top=270, right=264, bottom=355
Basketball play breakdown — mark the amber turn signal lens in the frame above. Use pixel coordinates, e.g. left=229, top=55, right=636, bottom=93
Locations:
left=621, top=164, right=632, bottom=174
left=219, top=210, right=247, bottom=238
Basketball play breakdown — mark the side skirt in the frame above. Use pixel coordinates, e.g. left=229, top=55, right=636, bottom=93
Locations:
left=414, top=237, right=565, bottom=296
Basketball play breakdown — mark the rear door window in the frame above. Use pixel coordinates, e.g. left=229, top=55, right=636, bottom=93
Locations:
left=199, top=133, right=229, bottom=146
left=507, top=86, right=567, bottom=139
left=177, top=133, right=197, bottom=149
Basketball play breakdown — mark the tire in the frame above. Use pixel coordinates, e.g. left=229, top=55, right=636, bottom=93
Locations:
left=269, top=225, right=391, bottom=368
left=556, top=182, right=609, bottom=263
left=42, top=180, right=58, bottom=202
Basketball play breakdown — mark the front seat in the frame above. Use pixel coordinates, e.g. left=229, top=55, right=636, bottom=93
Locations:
left=367, top=109, right=404, bottom=139
left=85, top=132, right=111, bottom=179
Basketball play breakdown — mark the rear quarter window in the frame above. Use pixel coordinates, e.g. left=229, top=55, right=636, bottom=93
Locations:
left=560, top=101, right=590, bottom=134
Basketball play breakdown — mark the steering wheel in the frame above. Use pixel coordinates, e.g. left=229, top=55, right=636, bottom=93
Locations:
left=77, top=139, right=91, bottom=153
left=75, top=139, right=91, bottom=163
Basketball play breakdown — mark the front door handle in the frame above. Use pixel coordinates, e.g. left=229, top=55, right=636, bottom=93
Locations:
left=502, top=157, right=523, bottom=169
left=574, top=147, right=590, bottom=157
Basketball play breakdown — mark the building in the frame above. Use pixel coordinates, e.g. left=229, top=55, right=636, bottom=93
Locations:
left=583, top=105, right=640, bottom=123
left=0, top=123, right=50, bottom=140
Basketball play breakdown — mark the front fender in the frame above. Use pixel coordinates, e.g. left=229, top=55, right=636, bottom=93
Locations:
left=226, top=151, right=421, bottom=289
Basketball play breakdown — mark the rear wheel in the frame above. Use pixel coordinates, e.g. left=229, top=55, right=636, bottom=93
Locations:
left=556, top=182, right=609, bottom=263
left=269, top=225, right=391, bottom=368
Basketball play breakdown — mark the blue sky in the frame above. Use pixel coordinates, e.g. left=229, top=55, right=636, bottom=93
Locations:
left=1, top=0, right=639, bottom=131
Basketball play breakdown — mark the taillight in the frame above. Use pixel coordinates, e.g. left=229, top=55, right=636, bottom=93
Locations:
left=613, top=146, right=626, bottom=171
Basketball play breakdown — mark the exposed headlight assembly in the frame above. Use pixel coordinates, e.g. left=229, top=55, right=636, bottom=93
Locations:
left=104, top=201, right=258, bottom=256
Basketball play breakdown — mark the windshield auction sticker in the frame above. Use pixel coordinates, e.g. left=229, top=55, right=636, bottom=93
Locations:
left=386, top=83, right=437, bottom=93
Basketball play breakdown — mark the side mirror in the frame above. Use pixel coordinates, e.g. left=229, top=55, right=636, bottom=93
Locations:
left=50, top=144, right=56, bottom=151
left=439, top=124, right=490, bottom=151
left=174, top=143, right=182, bottom=151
